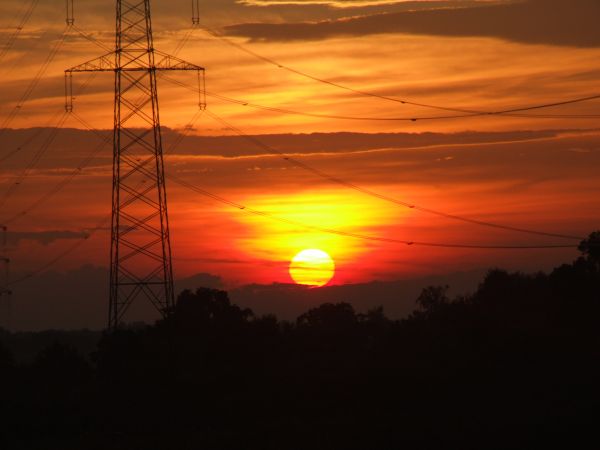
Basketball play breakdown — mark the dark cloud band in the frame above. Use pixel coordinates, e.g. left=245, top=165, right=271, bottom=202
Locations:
left=224, top=0, right=600, bottom=47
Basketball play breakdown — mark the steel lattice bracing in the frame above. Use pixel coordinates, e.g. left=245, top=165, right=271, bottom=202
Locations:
left=66, top=0, right=205, bottom=329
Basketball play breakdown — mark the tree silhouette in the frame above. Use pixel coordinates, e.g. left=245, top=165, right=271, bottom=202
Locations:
left=414, top=284, right=450, bottom=317
left=171, top=287, right=253, bottom=330
left=1, top=231, right=600, bottom=449
left=297, top=302, right=357, bottom=331
left=578, top=230, right=600, bottom=269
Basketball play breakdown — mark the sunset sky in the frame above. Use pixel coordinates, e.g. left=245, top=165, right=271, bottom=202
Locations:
left=1, top=0, right=599, bottom=329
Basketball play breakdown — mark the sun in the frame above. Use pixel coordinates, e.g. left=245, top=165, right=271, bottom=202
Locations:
left=289, top=249, right=335, bottom=287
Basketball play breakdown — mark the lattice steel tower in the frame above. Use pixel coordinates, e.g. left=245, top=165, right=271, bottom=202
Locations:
left=66, top=1, right=205, bottom=329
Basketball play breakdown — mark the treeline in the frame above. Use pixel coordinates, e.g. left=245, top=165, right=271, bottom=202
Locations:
left=1, top=233, right=599, bottom=449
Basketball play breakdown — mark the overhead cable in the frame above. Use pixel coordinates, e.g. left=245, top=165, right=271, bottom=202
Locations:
left=0, top=24, right=73, bottom=140
left=0, top=111, right=70, bottom=210
left=7, top=217, right=109, bottom=287
left=72, top=107, right=582, bottom=248
left=161, top=74, right=600, bottom=122
left=200, top=25, right=600, bottom=119
left=168, top=173, right=577, bottom=250
left=0, top=0, right=40, bottom=63
left=204, top=109, right=584, bottom=241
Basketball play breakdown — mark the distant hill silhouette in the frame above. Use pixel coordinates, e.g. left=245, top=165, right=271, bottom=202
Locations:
left=6, top=264, right=488, bottom=330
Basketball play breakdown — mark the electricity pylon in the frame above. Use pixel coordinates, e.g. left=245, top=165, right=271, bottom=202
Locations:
left=65, top=0, right=205, bottom=329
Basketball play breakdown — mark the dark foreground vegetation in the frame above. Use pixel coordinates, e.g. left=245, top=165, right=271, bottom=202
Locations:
left=1, top=233, right=600, bottom=449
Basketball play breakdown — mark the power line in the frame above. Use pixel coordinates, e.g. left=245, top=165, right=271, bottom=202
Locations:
left=1, top=71, right=96, bottom=164
left=7, top=217, right=108, bottom=287
left=5, top=150, right=577, bottom=287
left=72, top=24, right=113, bottom=53
left=5, top=107, right=207, bottom=285
left=203, top=109, right=584, bottom=241
left=0, top=71, right=98, bottom=165
left=2, top=98, right=204, bottom=227
left=0, top=114, right=110, bottom=226
left=200, top=24, right=600, bottom=119
left=159, top=108, right=585, bottom=248
left=72, top=20, right=197, bottom=57
left=0, top=24, right=72, bottom=140
left=0, top=21, right=199, bottom=213
left=77, top=69, right=587, bottom=244
left=170, top=24, right=198, bottom=57
left=0, top=124, right=48, bottom=164
left=206, top=90, right=600, bottom=121
left=0, top=73, right=98, bottom=210
left=6, top=119, right=579, bottom=289
left=60, top=23, right=600, bottom=123
left=3, top=107, right=206, bottom=285
left=160, top=73, right=600, bottom=122
left=70, top=106, right=581, bottom=248
left=0, top=0, right=40, bottom=63
left=167, top=173, right=577, bottom=250
left=69, top=24, right=600, bottom=123
left=4, top=7, right=589, bottom=287
left=0, top=112, right=70, bottom=211
left=59, top=21, right=589, bottom=242
left=5, top=186, right=578, bottom=289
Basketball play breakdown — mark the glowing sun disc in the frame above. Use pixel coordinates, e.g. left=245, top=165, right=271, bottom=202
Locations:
left=289, top=249, right=335, bottom=287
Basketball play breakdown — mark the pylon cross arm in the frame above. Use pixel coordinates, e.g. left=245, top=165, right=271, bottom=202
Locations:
left=64, top=50, right=205, bottom=112
left=65, top=52, right=117, bottom=72
left=65, top=50, right=205, bottom=73
left=154, top=50, right=204, bottom=71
